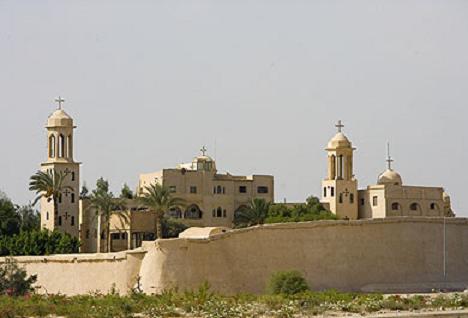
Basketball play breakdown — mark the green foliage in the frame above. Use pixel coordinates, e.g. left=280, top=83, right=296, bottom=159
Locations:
left=161, top=218, right=188, bottom=239
left=233, top=198, right=271, bottom=227
left=267, top=271, right=309, bottom=295
left=0, top=193, right=40, bottom=236
left=16, top=204, right=40, bottom=232
left=80, top=183, right=89, bottom=199
left=0, top=230, right=79, bottom=256
left=0, top=258, right=37, bottom=296
left=120, top=183, right=134, bottom=199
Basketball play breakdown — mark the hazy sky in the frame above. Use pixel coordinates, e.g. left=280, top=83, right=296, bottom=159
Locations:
left=0, top=1, right=467, bottom=215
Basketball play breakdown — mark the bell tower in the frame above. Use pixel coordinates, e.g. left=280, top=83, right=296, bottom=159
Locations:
left=321, top=120, right=358, bottom=220
left=40, top=97, right=80, bottom=238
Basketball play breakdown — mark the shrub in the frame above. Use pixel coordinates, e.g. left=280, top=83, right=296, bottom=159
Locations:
left=162, top=218, right=188, bottom=239
left=267, top=271, right=309, bottom=295
left=0, top=258, right=37, bottom=296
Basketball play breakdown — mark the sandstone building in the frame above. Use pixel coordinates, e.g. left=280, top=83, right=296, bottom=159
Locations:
left=321, top=121, right=454, bottom=219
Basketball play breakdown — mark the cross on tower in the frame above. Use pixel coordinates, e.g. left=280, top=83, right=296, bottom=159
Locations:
left=335, top=120, right=344, bottom=133
left=64, top=189, right=71, bottom=197
left=386, top=142, right=394, bottom=170
left=344, top=188, right=350, bottom=197
left=200, top=146, right=207, bottom=156
left=55, top=96, right=65, bottom=110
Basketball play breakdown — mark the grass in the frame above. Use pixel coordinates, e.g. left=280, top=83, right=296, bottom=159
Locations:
left=1, top=288, right=468, bottom=317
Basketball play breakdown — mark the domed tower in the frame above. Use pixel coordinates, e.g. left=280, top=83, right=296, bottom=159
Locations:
left=40, top=97, right=80, bottom=238
left=321, top=121, right=358, bottom=220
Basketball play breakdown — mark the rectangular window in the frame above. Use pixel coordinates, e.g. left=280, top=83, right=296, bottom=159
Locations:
left=111, top=233, right=120, bottom=240
left=257, top=186, right=269, bottom=194
left=373, top=196, right=378, bottom=206
left=323, top=187, right=327, bottom=197
left=361, top=198, right=365, bottom=206
left=350, top=193, right=354, bottom=204
left=239, top=186, right=247, bottom=193
left=169, top=186, right=176, bottom=193
left=71, top=172, right=75, bottom=181
left=331, top=187, right=335, bottom=197
left=190, top=186, right=197, bottom=194
left=58, top=216, right=62, bottom=226
left=339, top=193, right=343, bottom=204
left=71, top=193, right=75, bottom=203
left=71, top=216, right=75, bottom=226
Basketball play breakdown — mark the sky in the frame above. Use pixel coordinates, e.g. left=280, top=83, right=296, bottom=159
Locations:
left=0, top=0, right=467, bottom=215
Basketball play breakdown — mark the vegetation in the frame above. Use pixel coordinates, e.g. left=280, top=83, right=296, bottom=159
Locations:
left=0, top=230, right=79, bottom=256
left=234, top=196, right=336, bottom=228
left=0, top=193, right=39, bottom=236
left=267, top=271, right=309, bottom=295
left=120, top=183, right=134, bottom=199
left=88, top=178, right=127, bottom=253
left=161, top=218, right=189, bottom=239
left=29, top=170, right=72, bottom=219
left=0, top=258, right=37, bottom=297
left=138, top=184, right=185, bottom=239
left=0, top=287, right=468, bottom=317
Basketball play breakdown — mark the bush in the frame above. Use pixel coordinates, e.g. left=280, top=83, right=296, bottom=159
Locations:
left=0, top=258, right=37, bottom=296
left=162, top=218, right=188, bottom=239
left=267, top=271, right=309, bottom=295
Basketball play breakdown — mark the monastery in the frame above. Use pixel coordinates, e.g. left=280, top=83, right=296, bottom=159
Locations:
left=38, top=101, right=454, bottom=253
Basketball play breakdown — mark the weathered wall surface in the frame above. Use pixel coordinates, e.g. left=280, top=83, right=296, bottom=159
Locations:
left=0, top=250, right=145, bottom=296
left=2, top=218, right=468, bottom=295
left=140, top=218, right=468, bottom=294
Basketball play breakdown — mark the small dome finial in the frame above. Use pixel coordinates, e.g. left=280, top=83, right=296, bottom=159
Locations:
left=386, top=142, right=394, bottom=170
left=335, top=120, right=344, bottom=133
left=200, top=145, right=207, bottom=156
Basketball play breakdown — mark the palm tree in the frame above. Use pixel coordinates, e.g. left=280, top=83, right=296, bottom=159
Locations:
left=234, top=198, right=271, bottom=227
left=88, top=178, right=127, bottom=253
left=29, top=170, right=72, bottom=219
left=138, top=183, right=185, bottom=239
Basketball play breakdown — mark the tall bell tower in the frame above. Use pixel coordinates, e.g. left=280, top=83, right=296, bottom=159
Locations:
left=321, top=121, right=358, bottom=220
left=40, top=97, right=80, bottom=238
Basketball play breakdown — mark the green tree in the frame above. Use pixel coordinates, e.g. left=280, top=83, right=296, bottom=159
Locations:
left=120, top=183, right=134, bottom=199
left=17, top=204, right=40, bottom=232
left=267, top=270, right=309, bottom=295
left=88, top=178, right=127, bottom=252
left=161, top=218, right=188, bottom=238
left=0, top=192, right=20, bottom=236
left=138, top=184, right=185, bottom=239
left=0, top=258, right=37, bottom=296
left=29, top=170, right=72, bottom=220
left=234, top=198, right=271, bottom=227
left=80, top=183, right=90, bottom=199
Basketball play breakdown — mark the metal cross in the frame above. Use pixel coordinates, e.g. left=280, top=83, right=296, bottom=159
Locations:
left=386, top=142, right=394, bottom=170
left=335, top=120, right=344, bottom=133
left=200, top=146, right=207, bottom=156
left=55, top=96, right=65, bottom=109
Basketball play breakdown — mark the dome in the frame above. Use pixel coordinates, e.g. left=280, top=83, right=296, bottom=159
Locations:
left=327, top=132, right=352, bottom=149
left=377, top=169, right=403, bottom=186
left=192, top=155, right=216, bottom=172
left=47, top=109, right=73, bottom=127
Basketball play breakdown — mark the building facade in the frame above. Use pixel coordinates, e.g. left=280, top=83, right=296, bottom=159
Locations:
left=321, top=121, right=454, bottom=219
left=40, top=104, right=80, bottom=238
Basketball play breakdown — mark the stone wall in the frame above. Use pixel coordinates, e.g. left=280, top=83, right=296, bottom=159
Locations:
left=2, top=218, right=468, bottom=295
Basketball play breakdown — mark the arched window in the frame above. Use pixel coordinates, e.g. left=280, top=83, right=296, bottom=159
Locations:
left=338, top=193, right=343, bottom=204
left=167, top=207, right=182, bottom=218
left=49, top=135, right=56, bottom=158
left=331, top=187, right=335, bottom=197
left=217, top=186, right=222, bottom=194
left=349, top=193, right=354, bottom=204
left=217, top=207, right=222, bottom=218
left=58, top=134, right=65, bottom=158
left=67, top=135, right=72, bottom=158
left=185, top=204, right=202, bottom=219
left=391, top=202, right=400, bottom=211
left=58, top=216, right=62, bottom=226
left=430, top=203, right=439, bottom=210
left=46, top=212, right=49, bottom=220
left=323, top=187, right=327, bottom=197
left=410, top=203, right=420, bottom=211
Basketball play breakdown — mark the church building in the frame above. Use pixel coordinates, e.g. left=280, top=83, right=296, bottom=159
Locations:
left=321, top=121, right=454, bottom=219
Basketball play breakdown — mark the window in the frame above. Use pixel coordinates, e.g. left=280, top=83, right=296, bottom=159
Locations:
left=410, top=203, right=419, bottom=211
left=58, top=134, right=65, bottom=158
left=391, top=202, right=400, bottom=211
left=331, top=187, right=335, bottom=197
left=190, top=186, right=197, bottom=194
left=373, top=196, right=378, bottom=206
left=239, top=186, right=247, bottom=193
left=216, top=186, right=222, bottom=194
left=185, top=205, right=202, bottom=219
left=169, top=186, right=176, bottom=193
left=338, top=193, right=343, bottom=204
left=257, top=186, right=269, bottom=194
left=71, top=193, right=75, bottom=203
left=49, top=135, right=56, bottom=158
left=168, top=207, right=182, bottom=218
left=67, top=135, right=72, bottom=158
left=217, top=207, right=222, bottom=218
left=58, top=216, right=62, bottom=226
left=86, top=230, right=90, bottom=239
left=71, top=216, right=75, bottom=226
left=349, top=193, right=354, bottom=204
left=58, top=195, right=62, bottom=204
left=323, top=187, right=327, bottom=197
left=430, top=203, right=438, bottom=210
left=111, top=233, right=120, bottom=240
left=361, top=198, right=365, bottom=206
left=71, top=172, right=75, bottom=181
left=46, top=212, right=49, bottom=220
